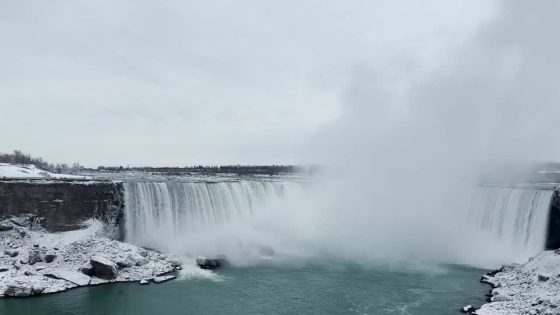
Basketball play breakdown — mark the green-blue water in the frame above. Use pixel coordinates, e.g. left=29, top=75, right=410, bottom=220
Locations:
left=0, top=262, right=488, bottom=315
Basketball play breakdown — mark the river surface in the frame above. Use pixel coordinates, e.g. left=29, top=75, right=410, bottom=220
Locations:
left=0, top=261, right=488, bottom=315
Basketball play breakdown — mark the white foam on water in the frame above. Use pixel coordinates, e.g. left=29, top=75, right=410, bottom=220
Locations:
left=176, top=264, right=224, bottom=282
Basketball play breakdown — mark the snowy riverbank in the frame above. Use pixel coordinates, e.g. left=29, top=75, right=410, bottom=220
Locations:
left=0, top=217, right=181, bottom=297
left=473, top=251, right=560, bottom=315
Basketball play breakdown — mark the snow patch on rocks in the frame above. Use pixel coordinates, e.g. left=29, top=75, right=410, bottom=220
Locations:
left=475, top=251, right=560, bottom=315
left=0, top=217, right=181, bottom=298
left=45, top=271, right=91, bottom=286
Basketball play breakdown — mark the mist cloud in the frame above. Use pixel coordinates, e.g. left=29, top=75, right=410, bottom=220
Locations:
left=296, top=0, right=560, bottom=267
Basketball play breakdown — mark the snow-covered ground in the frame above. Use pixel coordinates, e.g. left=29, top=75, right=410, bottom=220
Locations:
left=0, top=217, right=181, bottom=297
left=0, top=163, right=90, bottom=179
left=475, top=251, right=560, bottom=315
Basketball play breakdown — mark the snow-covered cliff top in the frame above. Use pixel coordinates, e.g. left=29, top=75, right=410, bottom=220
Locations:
left=0, top=163, right=90, bottom=179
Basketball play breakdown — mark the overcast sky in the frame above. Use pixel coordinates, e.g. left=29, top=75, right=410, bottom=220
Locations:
left=0, top=1, right=497, bottom=167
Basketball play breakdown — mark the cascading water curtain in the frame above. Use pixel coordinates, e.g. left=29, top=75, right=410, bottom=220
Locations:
left=470, top=187, right=553, bottom=260
left=123, top=180, right=304, bottom=247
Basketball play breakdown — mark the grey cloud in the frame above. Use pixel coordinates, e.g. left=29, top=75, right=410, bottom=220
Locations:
left=0, top=0, right=496, bottom=166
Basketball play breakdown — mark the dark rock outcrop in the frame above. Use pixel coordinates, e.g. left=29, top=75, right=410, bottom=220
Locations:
left=78, top=263, right=94, bottom=276
left=196, top=255, right=228, bottom=270
left=538, top=273, right=550, bottom=281
left=0, top=181, right=124, bottom=233
left=45, top=253, right=57, bottom=263
left=546, top=188, right=560, bottom=249
left=90, top=256, right=118, bottom=280
left=27, top=249, right=43, bottom=265
left=4, top=250, right=18, bottom=257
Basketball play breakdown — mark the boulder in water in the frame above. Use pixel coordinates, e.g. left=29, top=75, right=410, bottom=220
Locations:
left=196, top=255, right=228, bottom=270
left=90, top=256, right=118, bottom=280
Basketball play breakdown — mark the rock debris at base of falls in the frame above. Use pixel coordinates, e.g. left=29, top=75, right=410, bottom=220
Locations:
left=474, top=250, right=560, bottom=315
left=0, top=217, right=181, bottom=298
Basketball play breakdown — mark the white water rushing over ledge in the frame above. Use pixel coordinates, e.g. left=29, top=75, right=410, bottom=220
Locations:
left=122, top=179, right=554, bottom=268
left=470, top=187, right=553, bottom=262
left=123, top=180, right=306, bottom=262
left=470, top=187, right=553, bottom=263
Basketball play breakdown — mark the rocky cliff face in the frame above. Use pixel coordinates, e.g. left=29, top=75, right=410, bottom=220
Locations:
left=0, top=181, right=124, bottom=235
left=546, top=188, right=560, bottom=250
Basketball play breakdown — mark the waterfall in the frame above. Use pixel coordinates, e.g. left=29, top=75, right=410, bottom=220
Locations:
left=123, top=180, right=304, bottom=252
left=469, top=186, right=553, bottom=260
left=122, top=178, right=555, bottom=266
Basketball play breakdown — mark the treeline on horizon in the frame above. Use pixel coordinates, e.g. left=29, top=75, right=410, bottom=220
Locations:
left=0, top=150, right=82, bottom=174
left=1, top=150, right=314, bottom=176
left=95, top=165, right=311, bottom=176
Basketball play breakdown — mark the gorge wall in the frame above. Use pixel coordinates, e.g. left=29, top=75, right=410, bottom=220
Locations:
left=546, top=187, right=560, bottom=250
left=0, top=180, right=124, bottom=234
left=3, top=178, right=560, bottom=258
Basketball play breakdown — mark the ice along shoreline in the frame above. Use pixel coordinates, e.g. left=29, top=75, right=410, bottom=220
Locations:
left=3, top=213, right=556, bottom=314
left=466, top=250, right=560, bottom=315
left=0, top=216, right=181, bottom=298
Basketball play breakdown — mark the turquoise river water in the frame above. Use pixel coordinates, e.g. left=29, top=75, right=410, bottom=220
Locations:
left=0, top=261, right=489, bottom=315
